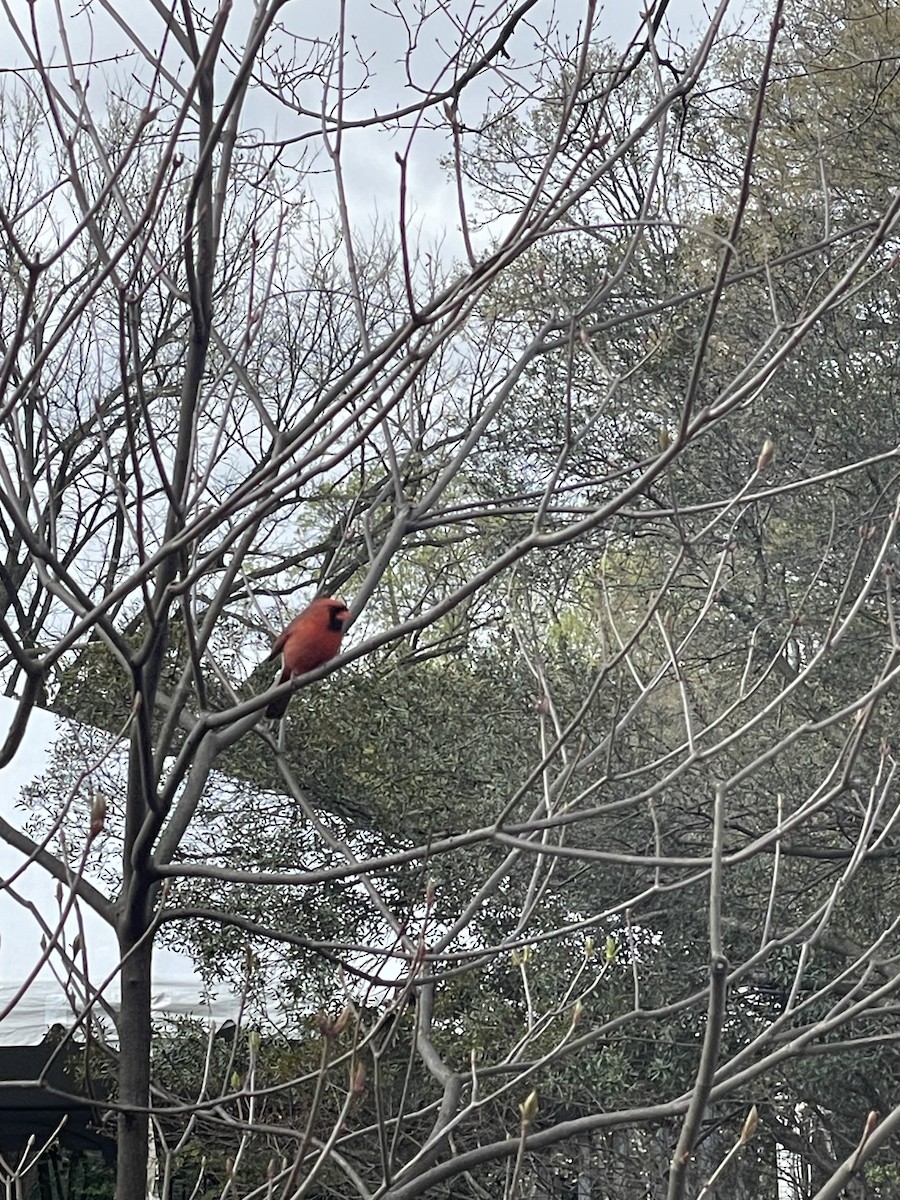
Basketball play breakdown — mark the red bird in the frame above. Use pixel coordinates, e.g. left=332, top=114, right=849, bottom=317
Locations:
left=264, top=596, right=351, bottom=719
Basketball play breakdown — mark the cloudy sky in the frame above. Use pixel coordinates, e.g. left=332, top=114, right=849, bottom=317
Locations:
left=0, top=0, right=729, bottom=251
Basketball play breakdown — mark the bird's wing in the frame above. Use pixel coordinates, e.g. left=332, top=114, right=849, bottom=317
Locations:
left=266, top=616, right=299, bottom=661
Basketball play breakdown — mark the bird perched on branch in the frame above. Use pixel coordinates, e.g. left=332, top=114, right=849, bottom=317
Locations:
left=265, top=596, right=351, bottom=719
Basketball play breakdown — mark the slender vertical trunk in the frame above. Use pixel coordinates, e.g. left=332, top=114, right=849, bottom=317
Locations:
left=111, top=31, right=216, bottom=1200
left=116, top=929, right=153, bottom=1198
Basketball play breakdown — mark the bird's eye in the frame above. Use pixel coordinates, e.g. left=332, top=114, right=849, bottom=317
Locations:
left=329, top=605, right=350, bottom=630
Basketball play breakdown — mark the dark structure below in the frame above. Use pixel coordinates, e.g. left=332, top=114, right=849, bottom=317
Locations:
left=0, top=1029, right=115, bottom=1198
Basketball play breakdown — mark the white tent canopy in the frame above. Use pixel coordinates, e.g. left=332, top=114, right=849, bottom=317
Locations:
left=0, top=698, right=242, bottom=1046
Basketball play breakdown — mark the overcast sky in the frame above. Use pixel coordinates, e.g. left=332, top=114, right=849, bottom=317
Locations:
left=0, top=0, right=729, bottom=253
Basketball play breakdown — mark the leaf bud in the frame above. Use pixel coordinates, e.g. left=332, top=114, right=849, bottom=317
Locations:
left=739, top=1104, right=759, bottom=1145
left=756, top=437, right=775, bottom=472
left=519, top=1090, right=539, bottom=1126
left=89, top=791, right=107, bottom=840
left=332, top=1003, right=355, bottom=1037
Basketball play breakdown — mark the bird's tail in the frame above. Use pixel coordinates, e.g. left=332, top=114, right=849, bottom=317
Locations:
left=266, top=668, right=291, bottom=719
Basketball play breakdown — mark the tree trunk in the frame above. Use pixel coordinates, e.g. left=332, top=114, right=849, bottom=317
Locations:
left=116, top=929, right=152, bottom=1199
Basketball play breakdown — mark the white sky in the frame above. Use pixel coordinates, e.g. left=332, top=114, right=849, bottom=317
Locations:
left=0, top=0, right=721, bottom=258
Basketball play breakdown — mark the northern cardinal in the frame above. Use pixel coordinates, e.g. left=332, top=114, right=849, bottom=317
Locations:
left=265, top=596, right=351, bottom=719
